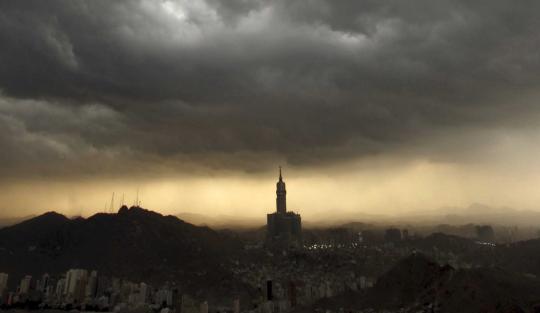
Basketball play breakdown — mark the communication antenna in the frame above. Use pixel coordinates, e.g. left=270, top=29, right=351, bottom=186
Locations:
left=109, top=192, right=115, bottom=213
left=121, top=193, right=125, bottom=206
left=135, top=188, right=139, bottom=207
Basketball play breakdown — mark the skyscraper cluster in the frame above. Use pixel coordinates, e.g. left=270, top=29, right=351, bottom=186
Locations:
left=0, top=269, right=180, bottom=311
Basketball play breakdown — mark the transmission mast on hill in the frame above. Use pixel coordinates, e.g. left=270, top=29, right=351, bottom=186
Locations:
left=135, top=188, right=140, bottom=207
left=109, top=192, right=115, bottom=213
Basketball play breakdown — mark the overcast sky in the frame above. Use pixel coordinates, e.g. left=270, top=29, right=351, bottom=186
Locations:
left=2, top=0, right=540, bottom=219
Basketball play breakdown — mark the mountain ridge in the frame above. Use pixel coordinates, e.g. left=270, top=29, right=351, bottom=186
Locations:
left=0, top=206, right=246, bottom=300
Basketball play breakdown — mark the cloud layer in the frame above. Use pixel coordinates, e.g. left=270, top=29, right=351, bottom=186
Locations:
left=1, top=0, right=540, bottom=181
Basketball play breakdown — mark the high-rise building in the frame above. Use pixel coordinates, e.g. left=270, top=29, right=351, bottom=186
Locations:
left=37, top=273, right=50, bottom=293
left=200, top=301, right=209, bottom=313
left=96, top=275, right=110, bottom=298
left=288, top=281, right=297, bottom=307
left=55, top=278, right=66, bottom=301
left=63, top=269, right=88, bottom=304
left=384, top=228, right=402, bottom=243
left=85, top=271, right=98, bottom=299
left=138, top=282, right=149, bottom=304
left=0, top=273, right=8, bottom=294
left=402, top=229, right=409, bottom=240
left=267, top=167, right=302, bottom=247
left=156, top=288, right=174, bottom=308
left=18, top=275, right=32, bottom=295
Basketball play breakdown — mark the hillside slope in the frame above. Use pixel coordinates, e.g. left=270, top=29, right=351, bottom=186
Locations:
left=0, top=206, right=245, bottom=299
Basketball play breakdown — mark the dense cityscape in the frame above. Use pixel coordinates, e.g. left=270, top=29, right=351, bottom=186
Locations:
left=1, top=171, right=536, bottom=313
left=0, top=231, right=499, bottom=313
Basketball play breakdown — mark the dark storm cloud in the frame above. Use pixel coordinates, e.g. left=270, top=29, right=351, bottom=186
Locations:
left=1, top=0, right=540, bottom=178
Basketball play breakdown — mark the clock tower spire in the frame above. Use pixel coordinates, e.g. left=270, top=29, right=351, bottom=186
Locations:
left=276, top=166, right=287, bottom=214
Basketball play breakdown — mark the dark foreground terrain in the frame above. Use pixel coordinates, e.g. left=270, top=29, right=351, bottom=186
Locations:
left=2, top=208, right=540, bottom=312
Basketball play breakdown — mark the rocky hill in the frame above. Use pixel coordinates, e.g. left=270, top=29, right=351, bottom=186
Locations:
left=365, top=253, right=540, bottom=313
left=0, top=206, right=245, bottom=299
left=296, top=253, right=540, bottom=313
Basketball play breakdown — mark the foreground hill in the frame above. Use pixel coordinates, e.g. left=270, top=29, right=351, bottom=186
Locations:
left=297, top=253, right=540, bottom=313
left=497, top=239, right=540, bottom=278
left=0, top=206, right=245, bottom=298
left=370, top=253, right=540, bottom=312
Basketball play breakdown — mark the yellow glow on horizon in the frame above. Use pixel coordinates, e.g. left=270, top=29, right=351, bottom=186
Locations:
left=3, top=157, right=540, bottom=221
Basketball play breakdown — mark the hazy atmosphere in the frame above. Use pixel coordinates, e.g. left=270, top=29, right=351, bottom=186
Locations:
left=5, top=2, right=540, bottom=313
left=2, top=0, right=540, bottom=218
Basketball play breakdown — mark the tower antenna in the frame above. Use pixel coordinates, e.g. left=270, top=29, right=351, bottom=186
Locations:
left=135, top=188, right=139, bottom=207
left=109, top=192, right=115, bottom=213
left=121, top=193, right=125, bottom=206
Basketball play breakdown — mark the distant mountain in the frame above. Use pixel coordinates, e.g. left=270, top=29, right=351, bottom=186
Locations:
left=301, top=211, right=391, bottom=228
left=411, top=232, right=481, bottom=255
left=402, top=203, right=540, bottom=226
left=176, top=212, right=264, bottom=229
left=185, top=203, right=540, bottom=229
left=0, top=206, right=246, bottom=300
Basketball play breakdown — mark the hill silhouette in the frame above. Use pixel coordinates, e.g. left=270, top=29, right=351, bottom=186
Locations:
left=365, top=253, right=540, bottom=313
left=296, top=253, right=540, bottom=313
left=498, top=238, right=540, bottom=278
left=0, top=206, right=246, bottom=299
